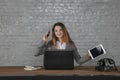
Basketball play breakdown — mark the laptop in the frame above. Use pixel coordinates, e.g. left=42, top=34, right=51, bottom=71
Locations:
left=44, top=50, right=74, bottom=69
left=88, top=44, right=106, bottom=59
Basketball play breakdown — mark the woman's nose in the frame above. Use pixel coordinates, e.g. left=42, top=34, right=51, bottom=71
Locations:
left=57, top=31, right=61, bottom=34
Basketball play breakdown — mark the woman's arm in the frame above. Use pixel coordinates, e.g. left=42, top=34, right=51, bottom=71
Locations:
left=72, top=42, right=91, bottom=65
left=35, top=31, right=50, bottom=56
left=34, top=41, right=48, bottom=56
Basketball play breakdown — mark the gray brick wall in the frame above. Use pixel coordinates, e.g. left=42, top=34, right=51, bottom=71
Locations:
left=0, top=0, right=120, bottom=66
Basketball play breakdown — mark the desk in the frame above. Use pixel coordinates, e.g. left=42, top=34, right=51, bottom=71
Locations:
left=0, top=66, right=120, bottom=80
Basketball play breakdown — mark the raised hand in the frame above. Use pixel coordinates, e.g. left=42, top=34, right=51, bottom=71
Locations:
left=42, top=31, right=50, bottom=42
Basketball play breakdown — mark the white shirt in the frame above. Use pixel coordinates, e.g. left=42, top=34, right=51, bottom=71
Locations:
left=57, top=41, right=66, bottom=49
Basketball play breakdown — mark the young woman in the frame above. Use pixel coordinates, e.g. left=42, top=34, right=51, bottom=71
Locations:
left=35, top=22, right=91, bottom=65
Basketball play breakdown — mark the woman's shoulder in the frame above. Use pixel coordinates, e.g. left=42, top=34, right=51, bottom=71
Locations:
left=69, top=40, right=75, bottom=45
left=69, top=40, right=74, bottom=43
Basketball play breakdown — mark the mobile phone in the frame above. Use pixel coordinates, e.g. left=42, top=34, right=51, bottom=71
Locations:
left=47, top=30, right=50, bottom=37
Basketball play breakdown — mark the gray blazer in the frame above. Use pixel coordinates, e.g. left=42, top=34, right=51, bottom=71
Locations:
left=35, top=40, right=91, bottom=65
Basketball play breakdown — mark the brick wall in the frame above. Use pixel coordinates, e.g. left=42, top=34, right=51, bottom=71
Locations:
left=0, top=0, right=120, bottom=66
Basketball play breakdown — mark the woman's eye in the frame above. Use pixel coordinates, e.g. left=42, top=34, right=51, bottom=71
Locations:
left=55, top=30, right=57, bottom=32
left=60, top=29, right=63, bottom=31
left=60, top=29, right=62, bottom=31
left=54, top=29, right=62, bottom=32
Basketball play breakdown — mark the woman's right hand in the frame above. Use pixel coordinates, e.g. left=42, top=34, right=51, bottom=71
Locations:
left=42, top=31, right=50, bottom=42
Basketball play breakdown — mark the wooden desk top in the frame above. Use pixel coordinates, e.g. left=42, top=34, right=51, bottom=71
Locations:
left=0, top=66, right=119, bottom=76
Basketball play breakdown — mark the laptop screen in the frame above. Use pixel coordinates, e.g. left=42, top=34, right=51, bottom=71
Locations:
left=44, top=50, right=74, bottom=69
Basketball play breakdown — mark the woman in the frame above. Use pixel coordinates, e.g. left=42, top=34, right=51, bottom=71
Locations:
left=35, top=22, right=91, bottom=65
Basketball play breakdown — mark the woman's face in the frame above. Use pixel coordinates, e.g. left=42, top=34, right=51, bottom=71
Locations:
left=54, top=26, right=64, bottom=39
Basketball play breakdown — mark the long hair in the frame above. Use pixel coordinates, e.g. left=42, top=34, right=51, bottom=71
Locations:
left=52, top=22, right=72, bottom=48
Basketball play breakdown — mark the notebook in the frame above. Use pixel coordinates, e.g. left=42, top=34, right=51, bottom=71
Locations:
left=44, top=50, right=74, bottom=69
left=88, top=44, right=106, bottom=59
